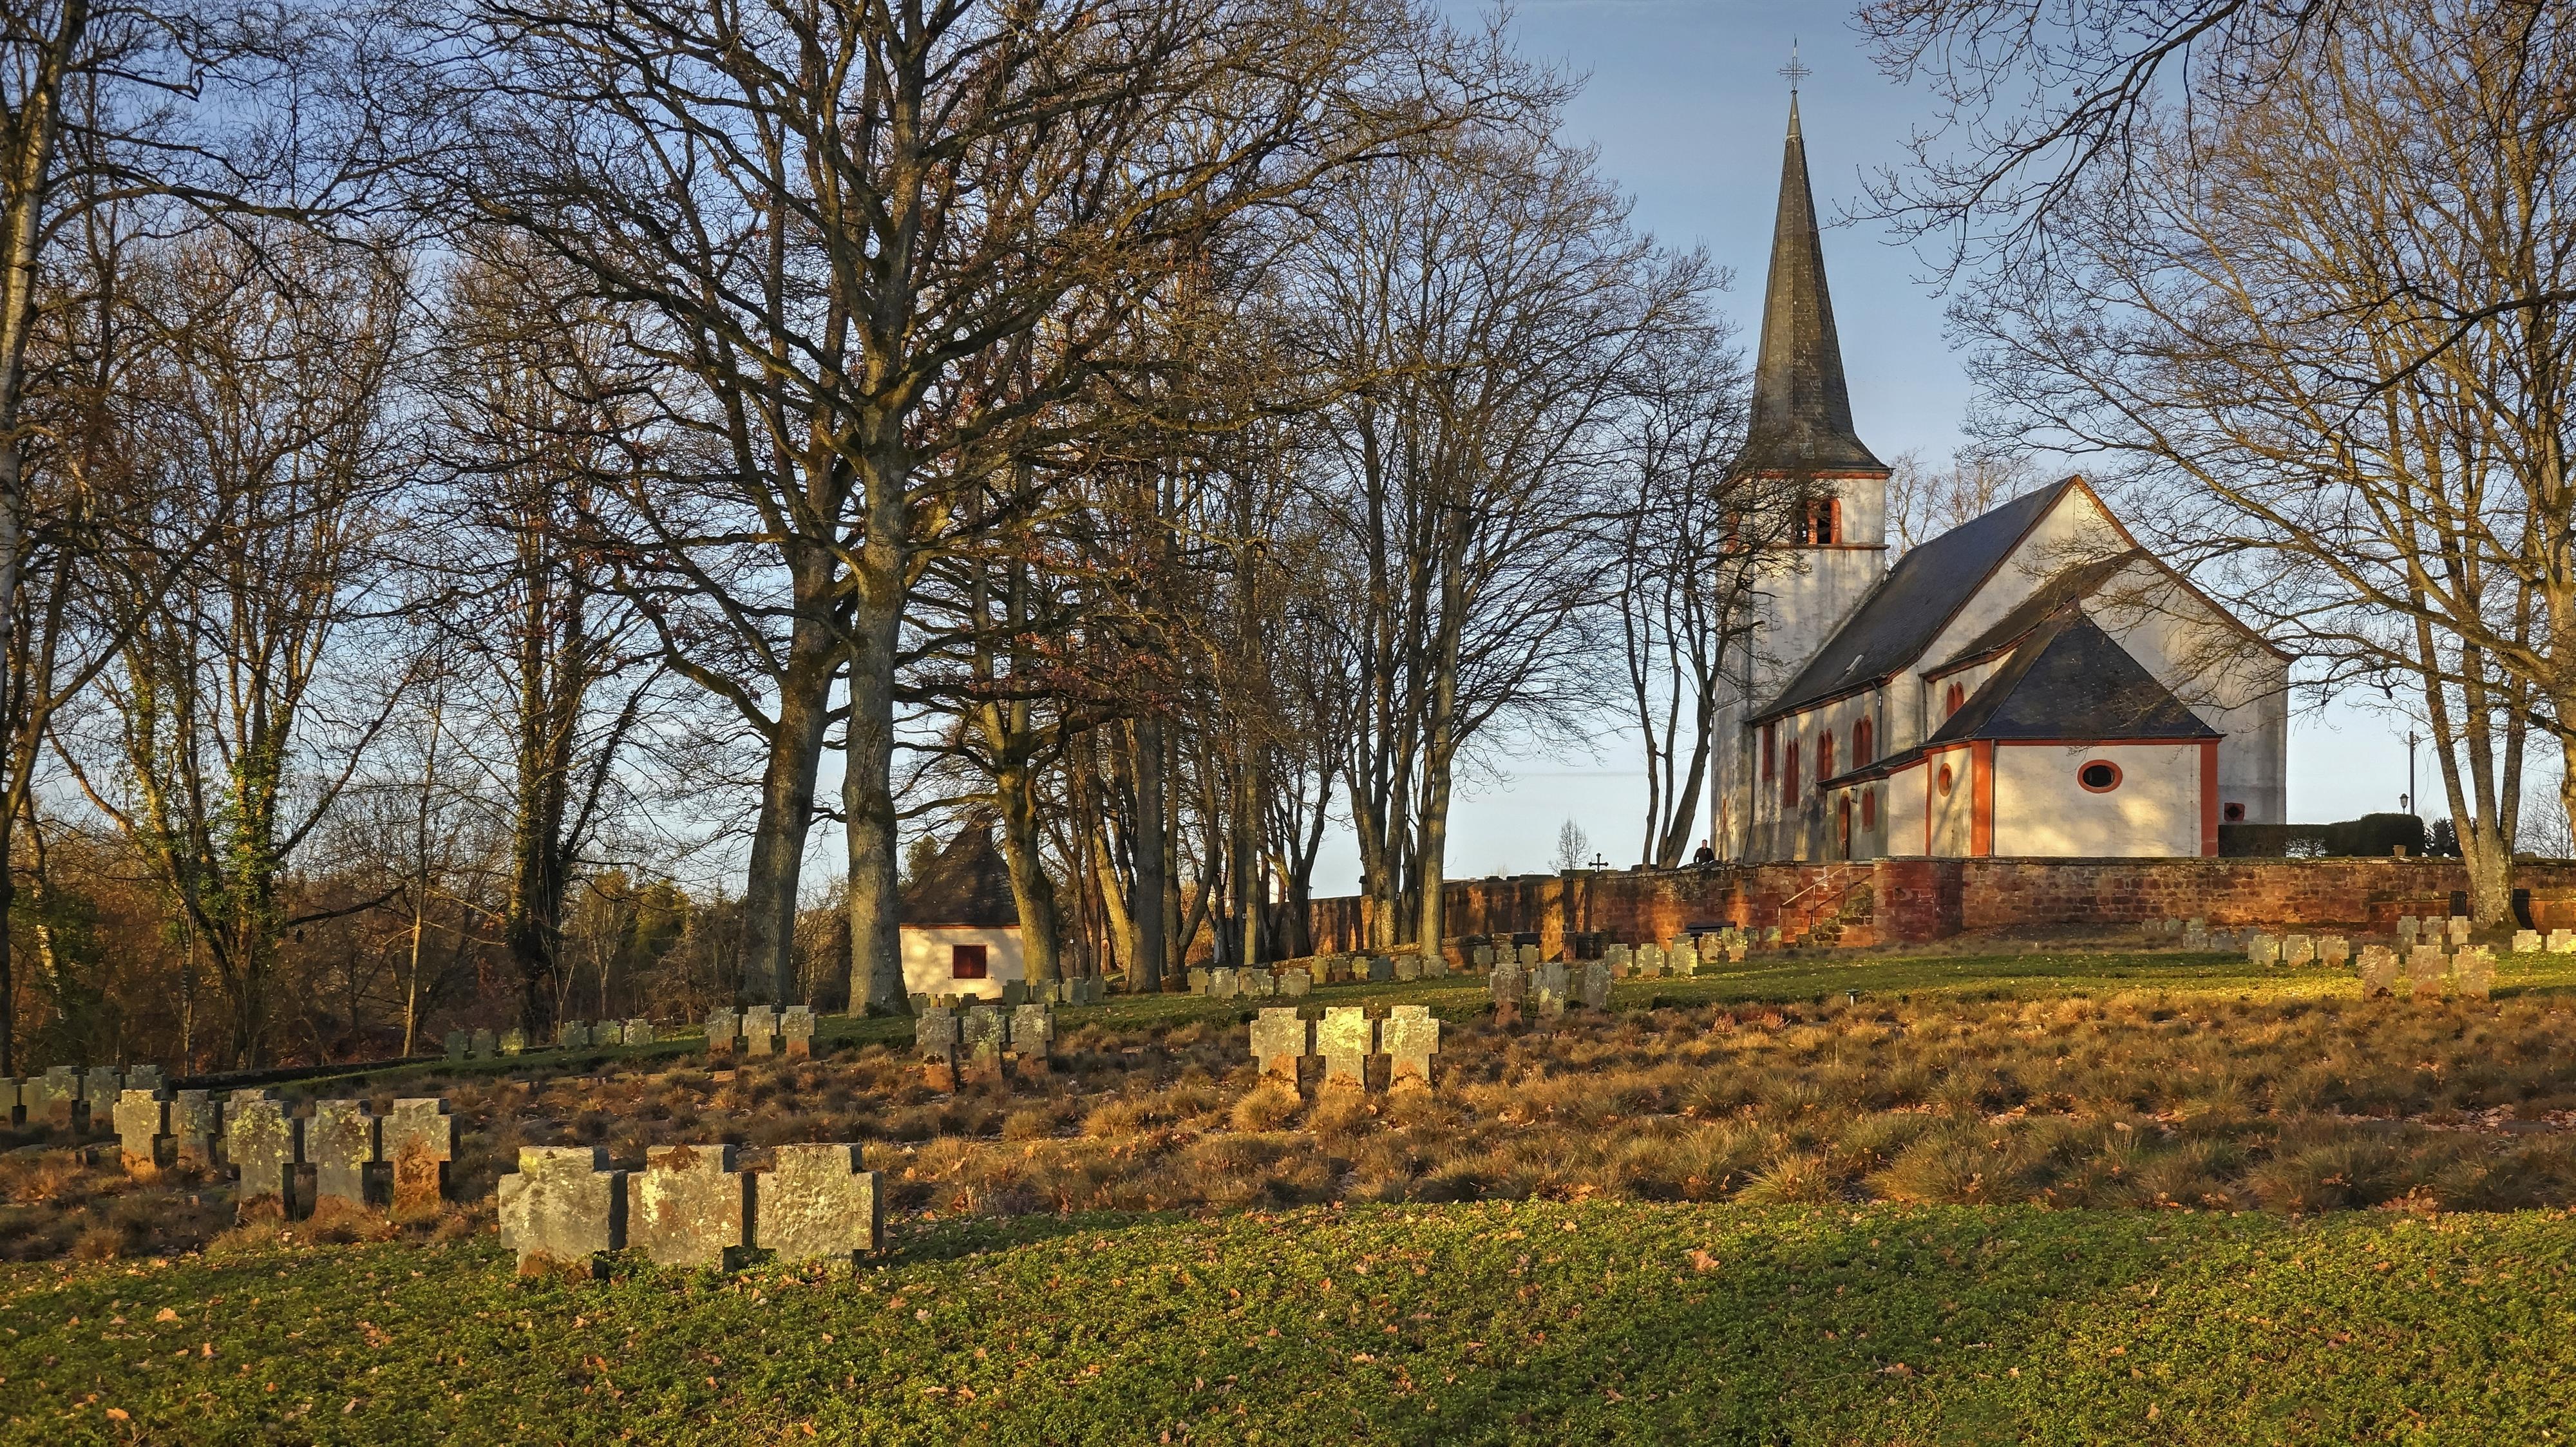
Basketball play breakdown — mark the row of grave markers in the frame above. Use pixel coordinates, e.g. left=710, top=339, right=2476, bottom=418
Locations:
left=2, top=1064, right=166, bottom=1132
left=444, top=1019, right=656, bottom=1061
left=914, top=1001, right=1057, bottom=1089
left=498, top=1142, right=883, bottom=1276
left=911, top=977, right=1103, bottom=1012
left=704, top=1006, right=817, bottom=1057
left=1250, top=1006, right=1439, bottom=1090
left=100, top=1086, right=457, bottom=1216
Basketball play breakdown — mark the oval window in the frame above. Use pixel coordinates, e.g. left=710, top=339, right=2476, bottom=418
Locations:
left=2079, top=761, right=2122, bottom=793
left=1936, top=764, right=1954, bottom=797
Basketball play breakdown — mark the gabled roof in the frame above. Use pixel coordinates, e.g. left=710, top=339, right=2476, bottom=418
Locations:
left=1929, top=549, right=2145, bottom=676
left=1753, top=478, right=2078, bottom=723
left=1926, top=609, right=2219, bottom=744
left=900, top=826, right=1021, bottom=929
left=1736, top=96, right=1886, bottom=477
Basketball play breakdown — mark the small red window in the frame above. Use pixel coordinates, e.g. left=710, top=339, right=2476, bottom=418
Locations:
left=951, top=943, right=989, bottom=979
left=2224, top=802, right=2246, bottom=822
left=1763, top=723, right=1777, bottom=781
left=1944, top=681, right=1965, bottom=717
left=1853, top=718, right=1874, bottom=768
left=1784, top=741, right=1800, bottom=805
left=2078, top=761, right=2122, bottom=793
left=1817, top=731, right=1835, bottom=785
left=1861, top=790, right=1877, bottom=829
left=1937, top=763, right=1954, bottom=797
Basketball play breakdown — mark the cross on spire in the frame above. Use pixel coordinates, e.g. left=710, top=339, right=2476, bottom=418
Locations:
left=1779, top=40, right=1810, bottom=93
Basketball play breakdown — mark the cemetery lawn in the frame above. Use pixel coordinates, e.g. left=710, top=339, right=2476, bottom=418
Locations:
left=6, top=1201, right=2572, bottom=1445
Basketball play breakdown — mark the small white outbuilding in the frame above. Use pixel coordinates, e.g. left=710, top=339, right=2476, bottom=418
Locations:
left=899, top=826, right=1025, bottom=1000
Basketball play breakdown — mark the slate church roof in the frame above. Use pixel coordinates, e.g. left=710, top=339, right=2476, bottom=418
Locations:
left=1736, top=97, right=1888, bottom=478
left=900, top=826, right=1021, bottom=929
left=1924, top=609, right=2220, bottom=744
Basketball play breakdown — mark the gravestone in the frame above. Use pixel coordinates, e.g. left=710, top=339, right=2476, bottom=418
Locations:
left=2407, top=945, right=2448, bottom=1000
left=755, top=1144, right=882, bottom=1262
left=126, top=1064, right=164, bottom=1094
left=1366, top=956, right=1394, bottom=983
left=2319, top=935, right=2351, bottom=968
left=1002, top=980, right=1028, bottom=1007
left=1189, top=968, right=1210, bottom=995
left=0, top=1077, right=15, bottom=1127
left=79, top=1066, right=122, bottom=1121
left=2514, top=929, right=2543, bottom=955
left=624, top=1018, right=652, bottom=1047
left=170, top=1091, right=220, bottom=1169
left=634, top=1144, right=750, bottom=1270
left=1280, top=968, right=1312, bottom=998
left=1423, top=951, right=1448, bottom=979
left=1533, top=961, right=1569, bottom=1021
left=2357, top=945, right=2400, bottom=998
left=2281, top=934, right=2315, bottom=967
left=705, top=1008, right=741, bottom=1055
left=32, top=1066, right=78, bottom=1129
left=1636, top=943, right=1665, bottom=979
left=1382, top=1005, right=1439, bottom=1090
left=1699, top=934, right=1725, bottom=963
left=1490, top=961, right=1526, bottom=1026
left=1009, top=1003, right=1054, bottom=1071
left=308, top=1100, right=380, bottom=1213
left=1250, top=1007, right=1311, bottom=1088
left=1470, top=945, right=1493, bottom=970
left=386, top=1098, right=455, bottom=1217
left=560, top=1021, right=590, bottom=1049
left=1517, top=944, right=1542, bottom=969
left=600, top=1021, right=630, bottom=1048
left=915, top=1006, right=960, bottom=1091
left=1317, top=1007, right=1375, bottom=1090
left=2454, top=946, right=2495, bottom=1001
left=1605, top=944, right=1631, bottom=979
left=1242, top=970, right=1275, bottom=999
left=1077, top=977, right=1103, bottom=1005
left=743, top=1004, right=779, bottom=1057
left=2247, top=933, right=2280, bottom=967
left=2550, top=929, right=2576, bottom=954
left=497, top=1146, right=625, bottom=1277
left=494, top=1028, right=524, bottom=1057
left=1208, top=967, right=1238, bottom=1001
left=113, top=1088, right=168, bottom=1174
left=225, top=1092, right=301, bottom=1217
left=1672, top=945, right=1699, bottom=979
left=470, top=1028, right=498, bottom=1059
left=2397, top=915, right=2421, bottom=946
left=1577, top=961, right=1611, bottom=1011
left=960, top=1005, right=1009, bottom=1086
left=2182, top=920, right=2210, bottom=950
left=781, top=1006, right=817, bottom=1059
left=1393, top=954, right=1422, bottom=983
left=2447, top=916, right=2471, bottom=947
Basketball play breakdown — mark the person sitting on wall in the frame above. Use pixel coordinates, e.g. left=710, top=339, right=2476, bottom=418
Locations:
left=1692, top=840, right=1718, bottom=868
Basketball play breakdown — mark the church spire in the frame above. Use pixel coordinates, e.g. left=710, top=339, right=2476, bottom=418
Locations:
left=1738, top=88, right=1887, bottom=477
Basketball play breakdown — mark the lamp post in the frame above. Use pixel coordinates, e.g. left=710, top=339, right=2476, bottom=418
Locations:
left=2407, top=731, right=2420, bottom=817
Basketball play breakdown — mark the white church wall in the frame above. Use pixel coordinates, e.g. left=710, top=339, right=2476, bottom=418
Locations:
left=901, top=927, right=1027, bottom=999
left=1927, top=746, right=1976, bottom=855
left=1880, top=762, right=1929, bottom=856
left=2083, top=560, right=2291, bottom=826
left=1992, top=742, right=2204, bottom=856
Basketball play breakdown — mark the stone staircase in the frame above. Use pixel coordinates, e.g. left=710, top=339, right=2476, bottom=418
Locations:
left=1779, top=866, right=1878, bottom=949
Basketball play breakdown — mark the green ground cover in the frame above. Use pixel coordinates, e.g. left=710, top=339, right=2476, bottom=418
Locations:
left=5, top=1201, right=2571, bottom=1445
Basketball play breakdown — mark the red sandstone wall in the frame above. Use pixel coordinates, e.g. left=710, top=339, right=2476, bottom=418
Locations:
left=1301, top=856, right=2576, bottom=953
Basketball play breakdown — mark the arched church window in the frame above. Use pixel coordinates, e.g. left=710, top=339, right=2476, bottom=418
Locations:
left=1763, top=723, right=1777, bottom=781
left=1944, top=681, right=1965, bottom=717
left=1861, top=790, right=1877, bottom=829
left=1783, top=741, right=1799, bottom=804
left=1801, top=496, right=1841, bottom=545
left=1817, top=731, right=1835, bottom=784
left=1853, top=719, right=1874, bottom=767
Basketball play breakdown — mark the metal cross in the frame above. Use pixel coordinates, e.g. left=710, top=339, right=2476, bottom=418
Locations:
left=1780, top=41, right=1810, bottom=91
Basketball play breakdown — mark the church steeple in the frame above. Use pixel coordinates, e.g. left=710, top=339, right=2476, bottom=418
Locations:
left=1738, top=92, right=1888, bottom=477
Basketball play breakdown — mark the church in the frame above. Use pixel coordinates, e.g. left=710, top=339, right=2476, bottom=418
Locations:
left=1713, top=95, right=2289, bottom=863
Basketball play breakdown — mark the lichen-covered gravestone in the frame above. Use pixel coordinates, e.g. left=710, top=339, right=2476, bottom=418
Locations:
left=2319, top=936, right=2351, bottom=969
left=1421, top=950, right=1448, bottom=979
left=497, top=1146, right=626, bottom=1277
left=2550, top=928, right=2576, bottom=954
left=2513, top=929, right=2543, bottom=955
left=2246, top=933, right=2278, bottom=966
left=1490, top=961, right=1526, bottom=1027
left=443, top=1030, right=469, bottom=1061
left=1517, top=944, right=1542, bottom=969
left=1393, top=954, right=1422, bottom=982
left=1381, top=1006, right=1439, bottom=1091
left=1189, top=967, right=1210, bottom=994
left=32, top=1066, right=77, bottom=1129
left=560, top=1021, right=590, bottom=1049
left=704, top=1008, right=741, bottom=1055
left=2281, top=934, right=2315, bottom=967
left=2447, top=916, right=2472, bottom=947
left=634, top=1144, right=749, bottom=1270
left=2396, top=915, right=2421, bottom=947
left=82, top=1068, right=123, bottom=1124
left=2357, top=945, right=2399, bottom=998
left=960, top=1005, right=1009, bottom=1086
left=754, top=1144, right=882, bottom=1262
left=2407, top=945, right=2448, bottom=1000
left=1470, top=945, right=1493, bottom=970
left=781, top=1006, right=817, bottom=1059
left=113, top=1089, right=168, bottom=1174
left=386, top=1098, right=455, bottom=1217
left=1318, top=1007, right=1376, bottom=1090
left=1002, top=980, right=1028, bottom=1008
left=170, top=1090, right=220, bottom=1169
left=500, top=1028, right=527, bottom=1057
left=225, top=1092, right=301, bottom=1218
left=1250, top=1008, right=1310, bottom=1088
left=1605, top=944, right=1631, bottom=979
left=308, top=1101, right=380, bottom=1213
left=471, top=1028, right=498, bottom=1059
left=623, top=1018, right=652, bottom=1047
left=1008, top=1004, right=1053, bottom=1072
left=1577, top=961, right=1611, bottom=1012
left=916, top=1006, right=960, bottom=1092
left=1533, top=961, right=1569, bottom=1021
left=1208, top=967, right=1238, bottom=1001
left=2181, top=922, right=2210, bottom=951
left=2454, top=947, right=2495, bottom=1001
left=1279, top=968, right=1312, bottom=998
left=1635, top=943, right=1665, bottom=979
left=743, top=1005, right=779, bottom=1057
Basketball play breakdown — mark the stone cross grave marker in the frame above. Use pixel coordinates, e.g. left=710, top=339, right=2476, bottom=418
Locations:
left=1533, top=961, right=1569, bottom=1020
left=127, top=1064, right=164, bottom=1093
left=2282, top=934, right=2315, bottom=967
left=2182, top=922, right=2210, bottom=950
left=1578, top=961, right=1611, bottom=1011
left=1189, top=967, right=1210, bottom=994
left=1636, top=943, right=1665, bottom=979
left=2447, top=916, right=2472, bottom=947
left=916, top=1005, right=960, bottom=1091
left=2455, top=946, right=2495, bottom=1001
left=498, top=1028, right=525, bottom=1056
left=2357, top=945, right=2399, bottom=998
left=1605, top=944, right=1631, bottom=978
left=1209, top=967, right=1238, bottom=1000
left=308, top=1100, right=380, bottom=1213
left=498, top=1146, right=625, bottom=1277
left=113, top=1088, right=167, bottom=1173
left=443, top=1030, right=469, bottom=1061
left=2319, top=936, right=2351, bottom=968
left=32, top=1066, right=77, bottom=1129
left=1367, top=956, right=1395, bottom=983
left=171, top=1090, right=220, bottom=1169
left=1002, top=980, right=1028, bottom=1008
left=1394, top=954, right=1422, bottom=983
left=781, top=1006, right=817, bottom=1059
left=743, top=1005, right=779, bottom=1057
left=1280, top=968, right=1312, bottom=998
left=1423, top=950, right=1448, bottom=979
left=560, top=1021, right=590, bottom=1049
left=2396, top=916, right=2420, bottom=946
left=1382, top=1005, right=1438, bottom=1090
left=756, top=1144, right=883, bottom=1262
left=2551, top=928, right=2576, bottom=954
left=634, top=1144, right=748, bottom=1270
left=1470, top=945, right=1493, bottom=970
left=2248, top=933, right=2280, bottom=967
left=705, top=1008, right=741, bottom=1055
left=1317, top=1007, right=1374, bottom=1090
left=2407, top=945, right=2448, bottom=1000
left=82, top=1067, right=123, bottom=1110
left=386, top=1098, right=455, bottom=1216
left=1251, top=1007, right=1310, bottom=1088
left=2514, top=929, right=2543, bottom=955
left=471, top=1028, right=498, bottom=1058
left=960, top=1003, right=1009, bottom=1085
left=1009, top=1003, right=1053, bottom=1070
left=1490, top=961, right=1526, bottom=1026
left=623, top=1018, right=652, bottom=1047
left=225, top=1091, right=301, bottom=1216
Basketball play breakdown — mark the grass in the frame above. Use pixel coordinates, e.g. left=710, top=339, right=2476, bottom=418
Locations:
left=5, top=1201, right=2575, bottom=1444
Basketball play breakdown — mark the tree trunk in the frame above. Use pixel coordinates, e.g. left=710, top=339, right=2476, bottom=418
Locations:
left=994, top=758, right=1062, bottom=985
left=741, top=574, right=837, bottom=1004
left=1132, top=715, right=1168, bottom=991
left=843, top=472, right=910, bottom=1016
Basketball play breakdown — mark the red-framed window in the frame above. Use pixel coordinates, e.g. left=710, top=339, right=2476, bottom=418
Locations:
left=1817, top=730, right=1835, bottom=786
left=1944, top=681, right=1965, bottom=717
left=1861, top=790, right=1877, bottom=829
left=1783, top=740, right=1800, bottom=805
left=951, top=943, right=989, bottom=979
left=1763, top=723, right=1777, bottom=781
left=2078, top=761, right=2123, bottom=793
left=1853, top=717, right=1874, bottom=768
left=1799, top=496, right=1841, bottom=545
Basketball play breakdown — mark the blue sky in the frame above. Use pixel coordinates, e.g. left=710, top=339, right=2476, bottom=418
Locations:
left=1295, top=0, right=2436, bottom=887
